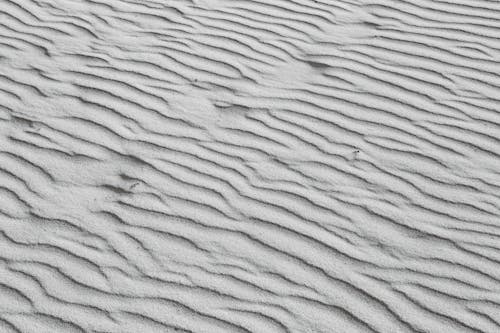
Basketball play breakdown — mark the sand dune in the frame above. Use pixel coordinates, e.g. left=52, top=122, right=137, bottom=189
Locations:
left=1, top=0, right=500, bottom=332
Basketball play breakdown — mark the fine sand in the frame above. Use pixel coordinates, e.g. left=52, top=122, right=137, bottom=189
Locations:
left=1, top=0, right=500, bottom=332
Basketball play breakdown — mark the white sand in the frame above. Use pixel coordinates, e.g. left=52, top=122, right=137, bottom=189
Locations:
left=1, top=0, right=500, bottom=332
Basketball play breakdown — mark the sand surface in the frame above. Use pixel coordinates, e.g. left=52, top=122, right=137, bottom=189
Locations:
left=1, top=0, right=500, bottom=332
